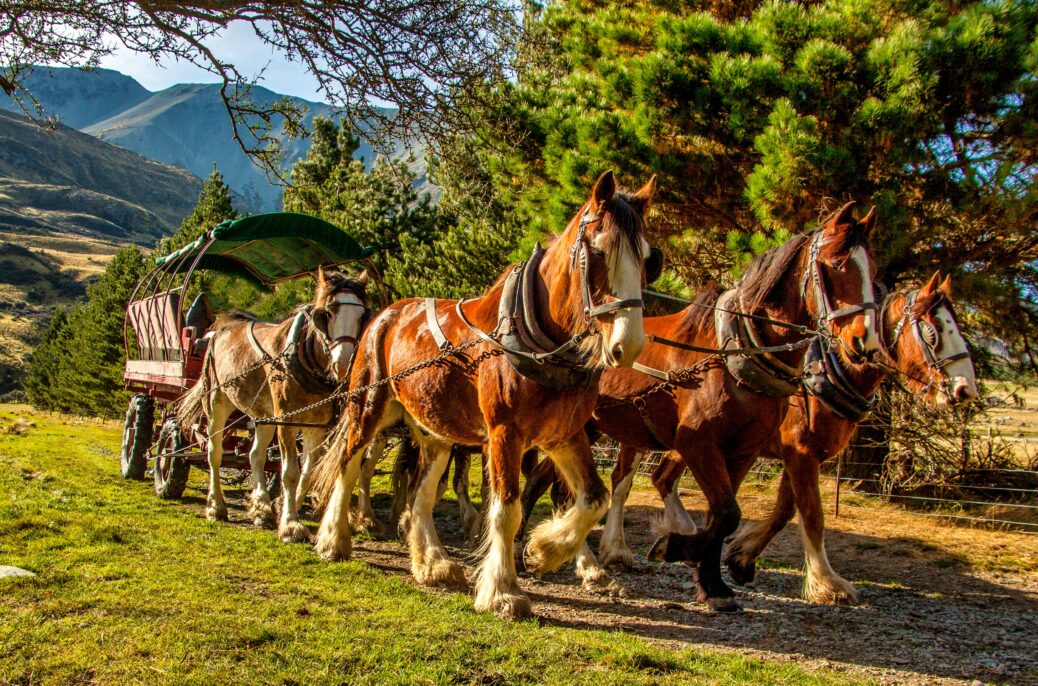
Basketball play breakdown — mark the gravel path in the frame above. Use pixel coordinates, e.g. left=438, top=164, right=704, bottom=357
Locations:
left=211, top=484, right=1038, bottom=686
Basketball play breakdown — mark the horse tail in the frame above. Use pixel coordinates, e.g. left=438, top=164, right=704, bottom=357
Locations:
left=176, top=339, right=214, bottom=429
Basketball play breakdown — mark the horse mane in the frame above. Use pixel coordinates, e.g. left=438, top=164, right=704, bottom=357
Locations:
left=679, top=287, right=724, bottom=335
left=210, top=309, right=261, bottom=331
left=601, top=190, right=646, bottom=261
left=737, top=233, right=811, bottom=313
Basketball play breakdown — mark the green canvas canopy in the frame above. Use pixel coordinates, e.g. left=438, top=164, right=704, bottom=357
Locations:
left=154, top=212, right=374, bottom=287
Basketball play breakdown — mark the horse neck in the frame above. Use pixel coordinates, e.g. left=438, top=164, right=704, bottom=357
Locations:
left=535, top=220, right=586, bottom=343
left=746, top=247, right=813, bottom=368
left=827, top=294, right=904, bottom=396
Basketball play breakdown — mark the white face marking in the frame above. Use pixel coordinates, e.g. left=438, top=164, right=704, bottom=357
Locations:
left=849, top=245, right=880, bottom=353
left=590, top=230, right=647, bottom=368
left=932, top=304, right=977, bottom=402
left=328, top=291, right=365, bottom=380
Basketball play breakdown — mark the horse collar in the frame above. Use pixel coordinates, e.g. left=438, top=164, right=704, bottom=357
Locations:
left=715, top=290, right=802, bottom=397
left=802, top=338, right=875, bottom=421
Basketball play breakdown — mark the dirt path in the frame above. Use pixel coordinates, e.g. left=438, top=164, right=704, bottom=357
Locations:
left=208, top=484, right=1037, bottom=686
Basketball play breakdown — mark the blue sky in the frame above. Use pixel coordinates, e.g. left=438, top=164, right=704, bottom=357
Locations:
left=98, top=23, right=326, bottom=103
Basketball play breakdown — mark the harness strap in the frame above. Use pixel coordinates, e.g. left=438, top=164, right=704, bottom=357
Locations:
left=425, top=298, right=451, bottom=350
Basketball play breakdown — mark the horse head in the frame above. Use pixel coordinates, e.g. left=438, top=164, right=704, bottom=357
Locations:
left=563, top=170, right=657, bottom=368
left=313, top=267, right=371, bottom=381
left=808, top=201, right=880, bottom=361
left=891, top=271, right=977, bottom=406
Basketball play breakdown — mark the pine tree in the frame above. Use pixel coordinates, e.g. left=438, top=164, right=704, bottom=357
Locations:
left=23, top=307, right=70, bottom=411
left=157, top=165, right=239, bottom=256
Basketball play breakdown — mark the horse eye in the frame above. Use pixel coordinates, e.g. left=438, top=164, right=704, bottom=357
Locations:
left=590, top=247, right=606, bottom=258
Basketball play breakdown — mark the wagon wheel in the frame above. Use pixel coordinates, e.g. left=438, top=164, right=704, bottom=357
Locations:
left=120, top=394, right=154, bottom=480
left=154, top=419, right=191, bottom=499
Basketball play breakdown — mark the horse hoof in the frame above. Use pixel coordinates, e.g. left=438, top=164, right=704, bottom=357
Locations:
left=600, top=548, right=635, bottom=572
left=352, top=516, right=385, bottom=536
left=206, top=505, right=228, bottom=522
left=414, top=560, right=468, bottom=590
left=647, top=535, right=669, bottom=562
left=803, top=577, right=860, bottom=606
left=706, top=597, right=743, bottom=614
left=278, top=521, right=311, bottom=544
left=583, top=576, right=627, bottom=598
left=724, top=554, right=757, bottom=585
left=314, top=534, right=352, bottom=562
left=476, top=593, right=532, bottom=621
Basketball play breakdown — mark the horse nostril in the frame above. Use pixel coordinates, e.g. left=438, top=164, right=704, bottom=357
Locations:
left=611, top=343, right=624, bottom=362
left=954, top=384, right=972, bottom=403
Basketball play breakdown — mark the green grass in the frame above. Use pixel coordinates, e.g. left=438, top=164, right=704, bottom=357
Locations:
left=0, top=406, right=866, bottom=685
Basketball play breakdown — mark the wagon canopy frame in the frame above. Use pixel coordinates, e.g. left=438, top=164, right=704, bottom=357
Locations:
left=123, top=212, right=379, bottom=400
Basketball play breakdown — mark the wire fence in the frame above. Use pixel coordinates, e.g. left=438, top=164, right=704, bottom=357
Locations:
left=589, top=442, right=1038, bottom=534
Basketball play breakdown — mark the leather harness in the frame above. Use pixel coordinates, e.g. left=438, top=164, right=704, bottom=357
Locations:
left=429, top=208, right=645, bottom=389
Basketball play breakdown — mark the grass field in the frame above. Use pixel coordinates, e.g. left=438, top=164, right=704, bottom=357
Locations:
left=0, top=405, right=864, bottom=686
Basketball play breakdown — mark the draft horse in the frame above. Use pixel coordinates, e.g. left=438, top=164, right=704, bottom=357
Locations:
left=313, top=171, right=656, bottom=619
left=719, top=271, right=978, bottom=603
left=179, top=268, right=370, bottom=542
left=557, top=203, right=881, bottom=612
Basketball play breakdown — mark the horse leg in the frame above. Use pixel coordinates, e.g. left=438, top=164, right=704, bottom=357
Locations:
left=452, top=447, right=481, bottom=545
left=391, top=436, right=419, bottom=539
left=654, top=456, right=697, bottom=536
left=314, top=401, right=393, bottom=561
left=408, top=435, right=466, bottom=588
left=353, top=433, right=388, bottom=535
left=525, top=435, right=610, bottom=585
left=295, top=430, right=322, bottom=506
left=276, top=428, right=310, bottom=543
left=790, top=454, right=858, bottom=605
left=724, top=467, right=796, bottom=585
left=474, top=426, right=529, bottom=620
left=648, top=443, right=742, bottom=614
left=598, top=445, right=643, bottom=571
left=204, top=394, right=233, bottom=522
left=518, top=451, right=555, bottom=540
left=246, top=424, right=277, bottom=528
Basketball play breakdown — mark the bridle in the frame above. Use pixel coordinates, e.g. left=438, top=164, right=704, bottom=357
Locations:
left=799, top=231, right=877, bottom=340
left=879, top=290, right=969, bottom=396
left=310, top=285, right=371, bottom=356
left=570, top=207, right=645, bottom=322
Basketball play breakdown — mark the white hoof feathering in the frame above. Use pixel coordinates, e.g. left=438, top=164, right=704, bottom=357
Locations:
left=474, top=497, right=530, bottom=621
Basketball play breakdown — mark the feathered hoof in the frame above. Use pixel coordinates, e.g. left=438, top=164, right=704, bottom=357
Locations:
left=803, top=575, right=859, bottom=606
left=522, top=538, right=569, bottom=576
left=396, top=510, right=412, bottom=541
left=205, top=503, right=228, bottom=523
left=705, top=596, right=743, bottom=614
left=278, top=520, right=311, bottom=544
left=582, top=573, right=627, bottom=598
left=646, top=535, right=670, bottom=563
left=413, top=559, right=468, bottom=589
left=314, top=532, right=352, bottom=562
left=600, top=546, right=635, bottom=572
left=351, top=514, right=385, bottom=536
left=723, top=552, right=757, bottom=585
left=475, top=592, right=532, bottom=621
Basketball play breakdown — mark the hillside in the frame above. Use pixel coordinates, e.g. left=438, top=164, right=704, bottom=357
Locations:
left=4, top=67, right=419, bottom=212
left=0, top=109, right=202, bottom=236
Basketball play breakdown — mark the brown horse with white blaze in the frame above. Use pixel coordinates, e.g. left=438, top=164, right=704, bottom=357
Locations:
left=313, top=171, right=657, bottom=619
left=720, top=271, right=977, bottom=603
left=587, top=204, right=880, bottom=612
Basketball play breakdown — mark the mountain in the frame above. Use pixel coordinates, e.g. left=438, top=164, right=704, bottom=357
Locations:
left=4, top=67, right=418, bottom=212
left=0, top=109, right=202, bottom=241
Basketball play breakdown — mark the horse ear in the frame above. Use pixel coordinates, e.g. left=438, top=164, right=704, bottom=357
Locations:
left=591, top=170, right=616, bottom=209
left=938, top=273, right=954, bottom=300
left=632, top=174, right=658, bottom=207
left=919, top=271, right=941, bottom=298
left=316, top=265, right=328, bottom=288
left=822, top=200, right=857, bottom=238
left=356, top=269, right=370, bottom=287
left=859, top=205, right=877, bottom=238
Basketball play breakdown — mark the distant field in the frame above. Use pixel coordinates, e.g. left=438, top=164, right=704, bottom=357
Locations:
left=0, top=230, right=122, bottom=280
left=977, top=382, right=1038, bottom=466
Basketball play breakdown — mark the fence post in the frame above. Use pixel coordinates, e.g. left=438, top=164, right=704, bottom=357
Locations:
left=834, top=450, right=843, bottom=519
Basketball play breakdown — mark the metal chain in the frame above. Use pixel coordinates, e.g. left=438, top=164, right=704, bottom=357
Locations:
left=250, top=338, right=485, bottom=425
left=596, top=354, right=722, bottom=410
